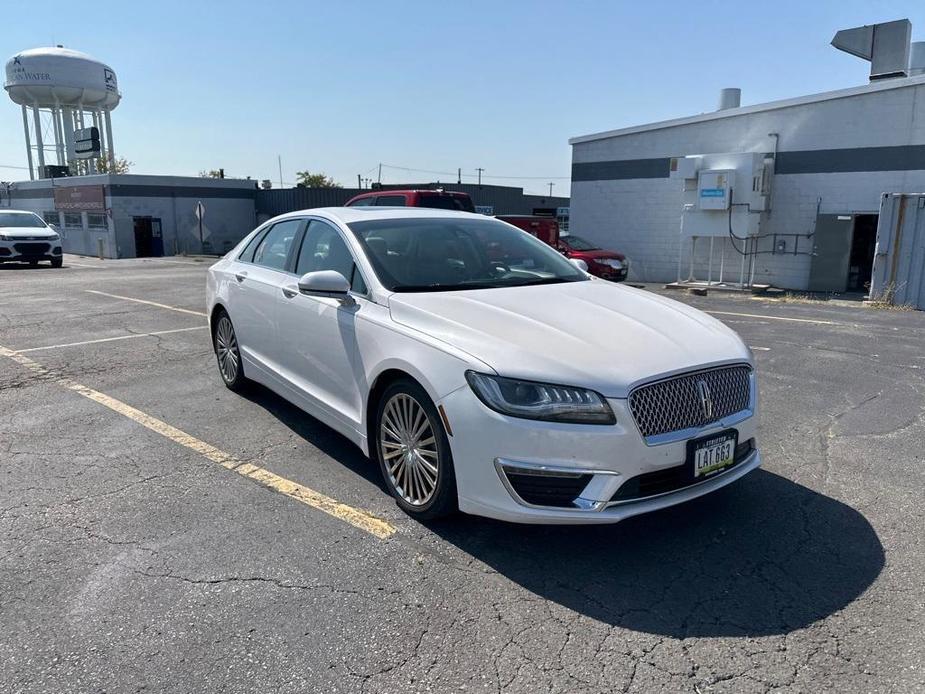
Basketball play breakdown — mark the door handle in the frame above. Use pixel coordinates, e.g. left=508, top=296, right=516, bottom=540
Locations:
left=235, top=271, right=248, bottom=283
left=282, top=286, right=298, bottom=299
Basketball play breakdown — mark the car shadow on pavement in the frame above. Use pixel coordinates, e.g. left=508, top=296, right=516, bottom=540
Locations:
left=429, top=471, right=884, bottom=637
left=239, top=382, right=387, bottom=491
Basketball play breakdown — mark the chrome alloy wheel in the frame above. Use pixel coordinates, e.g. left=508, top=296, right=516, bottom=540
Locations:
left=215, top=315, right=240, bottom=383
left=379, top=393, right=439, bottom=506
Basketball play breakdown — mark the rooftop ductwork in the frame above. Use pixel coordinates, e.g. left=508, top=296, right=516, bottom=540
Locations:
left=832, top=18, right=912, bottom=80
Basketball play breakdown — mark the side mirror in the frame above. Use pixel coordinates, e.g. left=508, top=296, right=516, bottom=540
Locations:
left=297, top=270, right=354, bottom=303
left=569, top=258, right=589, bottom=272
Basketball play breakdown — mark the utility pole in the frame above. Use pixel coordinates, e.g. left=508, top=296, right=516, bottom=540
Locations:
left=548, top=182, right=555, bottom=198
left=278, top=155, right=283, bottom=188
left=457, top=168, right=461, bottom=184
left=377, top=163, right=382, bottom=185
left=357, top=174, right=362, bottom=189
left=476, top=167, right=484, bottom=186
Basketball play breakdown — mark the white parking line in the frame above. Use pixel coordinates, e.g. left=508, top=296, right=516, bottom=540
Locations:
left=16, top=326, right=208, bottom=353
left=85, top=290, right=207, bottom=317
left=707, top=310, right=838, bottom=326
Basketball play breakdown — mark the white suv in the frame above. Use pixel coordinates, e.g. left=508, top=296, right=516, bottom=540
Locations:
left=0, top=210, right=63, bottom=267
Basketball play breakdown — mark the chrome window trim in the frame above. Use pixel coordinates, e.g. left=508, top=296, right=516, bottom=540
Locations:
left=296, top=216, right=372, bottom=300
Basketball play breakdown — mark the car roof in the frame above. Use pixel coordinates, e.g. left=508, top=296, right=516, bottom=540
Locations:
left=0, top=209, right=40, bottom=215
left=351, top=189, right=469, bottom=196
left=272, top=207, right=484, bottom=225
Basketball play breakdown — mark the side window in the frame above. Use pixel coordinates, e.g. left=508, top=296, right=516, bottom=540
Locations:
left=348, top=196, right=375, bottom=207
left=251, top=219, right=301, bottom=271
left=376, top=195, right=406, bottom=206
left=296, top=220, right=366, bottom=293
left=238, top=226, right=270, bottom=262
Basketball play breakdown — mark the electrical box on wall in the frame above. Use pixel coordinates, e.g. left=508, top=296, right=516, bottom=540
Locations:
left=669, top=156, right=700, bottom=180
left=698, top=170, right=732, bottom=210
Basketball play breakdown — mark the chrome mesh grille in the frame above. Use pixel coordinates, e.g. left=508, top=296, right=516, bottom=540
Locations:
left=629, top=365, right=752, bottom=439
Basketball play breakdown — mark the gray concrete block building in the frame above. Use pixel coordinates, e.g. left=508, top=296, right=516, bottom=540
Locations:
left=569, top=25, right=925, bottom=292
left=2, top=174, right=257, bottom=259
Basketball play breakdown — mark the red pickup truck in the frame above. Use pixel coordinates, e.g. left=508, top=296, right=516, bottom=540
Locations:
left=345, top=189, right=475, bottom=212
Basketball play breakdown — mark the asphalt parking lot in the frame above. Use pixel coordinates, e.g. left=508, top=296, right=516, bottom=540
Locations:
left=1, top=255, right=923, bottom=694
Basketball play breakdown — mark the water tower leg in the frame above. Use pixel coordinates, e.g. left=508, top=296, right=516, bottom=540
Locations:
left=61, top=107, right=76, bottom=172
left=21, top=106, right=35, bottom=181
left=104, top=111, right=115, bottom=172
left=52, top=106, right=65, bottom=166
left=32, top=105, right=45, bottom=174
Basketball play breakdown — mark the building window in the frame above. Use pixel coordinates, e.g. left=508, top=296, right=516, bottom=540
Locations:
left=64, top=213, right=83, bottom=228
left=42, top=211, right=60, bottom=226
left=87, top=213, right=108, bottom=230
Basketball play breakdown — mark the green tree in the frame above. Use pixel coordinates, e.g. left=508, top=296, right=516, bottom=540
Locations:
left=199, top=169, right=224, bottom=178
left=95, top=152, right=132, bottom=174
left=296, top=171, right=341, bottom=188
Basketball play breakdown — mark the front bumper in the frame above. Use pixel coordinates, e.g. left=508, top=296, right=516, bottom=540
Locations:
left=0, top=240, right=62, bottom=262
left=439, top=385, right=760, bottom=524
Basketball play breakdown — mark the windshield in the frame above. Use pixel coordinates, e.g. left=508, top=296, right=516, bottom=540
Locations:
left=349, top=217, right=588, bottom=292
left=0, top=212, right=46, bottom=229
left=560, top=233, right=598, bottom=251
left=416, top=194, right=476, bottom=213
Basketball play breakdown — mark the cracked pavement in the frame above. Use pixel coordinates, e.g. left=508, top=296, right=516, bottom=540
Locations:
left=0, top=257, right=922, bottom=693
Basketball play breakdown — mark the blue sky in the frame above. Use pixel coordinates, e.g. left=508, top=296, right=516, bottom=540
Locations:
left=3, top=0, right=925, bottom=195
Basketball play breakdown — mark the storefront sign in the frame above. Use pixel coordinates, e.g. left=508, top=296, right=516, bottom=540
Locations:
left=54, top=185, right=105, bottom=211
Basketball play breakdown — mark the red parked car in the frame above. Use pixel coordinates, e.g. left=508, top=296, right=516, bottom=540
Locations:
left=494, top=215, right=559, bottom=247
left=345, top=189, right=476, bottom=212
left=557, top=232, right=629, bottom=282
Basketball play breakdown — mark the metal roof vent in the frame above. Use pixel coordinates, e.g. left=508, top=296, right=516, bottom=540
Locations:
left=717, top=88, right=741, bottom=110
left=832, top=18, right=912, bottom=80
left=910, top=41, right=925, bottom=75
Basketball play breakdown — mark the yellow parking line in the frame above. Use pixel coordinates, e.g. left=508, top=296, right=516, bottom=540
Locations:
left=17, top=326, right=208, bottom=353
left=0, top=345, right=396, bottom=540
left=85, top=289, right=207, bottom=317
left=707, top=310, right=838, bottom=326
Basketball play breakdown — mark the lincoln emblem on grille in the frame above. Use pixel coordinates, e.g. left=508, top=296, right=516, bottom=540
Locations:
left=696, top=379, right=713, bottom=420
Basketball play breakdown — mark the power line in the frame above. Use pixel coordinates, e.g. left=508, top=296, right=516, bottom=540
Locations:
left=378, top=163, right=570, bottom=181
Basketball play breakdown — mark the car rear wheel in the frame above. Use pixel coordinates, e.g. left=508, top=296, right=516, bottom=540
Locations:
left=375, top=380, right=457, bottom=520
left=213, top=311, right=247, bottom=391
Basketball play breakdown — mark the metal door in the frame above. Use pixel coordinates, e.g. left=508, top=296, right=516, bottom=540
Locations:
left=808, top=214, right=854, bottom=292
left=150, top=218, right=164, bottom=257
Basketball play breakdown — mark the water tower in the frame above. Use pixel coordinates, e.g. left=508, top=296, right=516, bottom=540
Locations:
left=4, top=46, right=121, bottom=180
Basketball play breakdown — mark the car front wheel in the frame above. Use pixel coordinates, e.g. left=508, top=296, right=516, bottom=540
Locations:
left=213, top=311, right=247, bottom=391
left=375, top=380, right=457, bottom=520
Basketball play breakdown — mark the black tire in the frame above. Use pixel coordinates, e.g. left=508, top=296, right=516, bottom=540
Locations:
left=50, top=257, right=63, bottom=268
left=374, top=378, right=457, bottom=520
left=212, top=310, right=248, bottom=392
left=28, top=260, right=39, bottom=267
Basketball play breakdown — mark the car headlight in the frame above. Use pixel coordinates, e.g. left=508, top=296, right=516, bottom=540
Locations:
left=465, top=371, right=616, bottom=425
left=603, top=258, right=624, bottom=269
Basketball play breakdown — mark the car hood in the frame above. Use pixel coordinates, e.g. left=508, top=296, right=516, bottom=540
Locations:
left=0, top=226, right=57, bottom=239
left=387, top=280, right=751, bottom=398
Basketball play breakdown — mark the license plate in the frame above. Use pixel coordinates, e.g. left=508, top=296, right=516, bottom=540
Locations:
left=691, top=431, right=737, bottom=478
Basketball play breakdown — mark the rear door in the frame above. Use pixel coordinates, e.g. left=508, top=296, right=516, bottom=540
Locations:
left=808, top=214, right=854, bottom=292
left=230, top=218, right=304, bottom=371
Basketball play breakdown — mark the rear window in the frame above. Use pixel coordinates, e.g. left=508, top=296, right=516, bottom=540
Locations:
left=376, top=195, right=407, bottom=206
left=417, top=194, right=475, bottom=213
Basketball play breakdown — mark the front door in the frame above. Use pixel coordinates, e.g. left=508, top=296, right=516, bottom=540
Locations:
left=133, top=217, right=153, bottom=258
left=275, top=219, right=368, bottom=432
left=808, top=214, right=854, bottom=292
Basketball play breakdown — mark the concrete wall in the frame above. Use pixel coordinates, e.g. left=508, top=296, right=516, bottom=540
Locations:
left=570, top=76, right=925, bottom=288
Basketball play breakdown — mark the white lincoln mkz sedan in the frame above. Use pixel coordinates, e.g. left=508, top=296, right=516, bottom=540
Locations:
left=206, top=207, right=760, bottom=523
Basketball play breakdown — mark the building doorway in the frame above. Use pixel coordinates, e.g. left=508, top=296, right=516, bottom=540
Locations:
left=132, top=216, right=164, bottom=258
left=848, top=214, right=878, bottom=292
left=808, top=213, right=879, bottom=293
